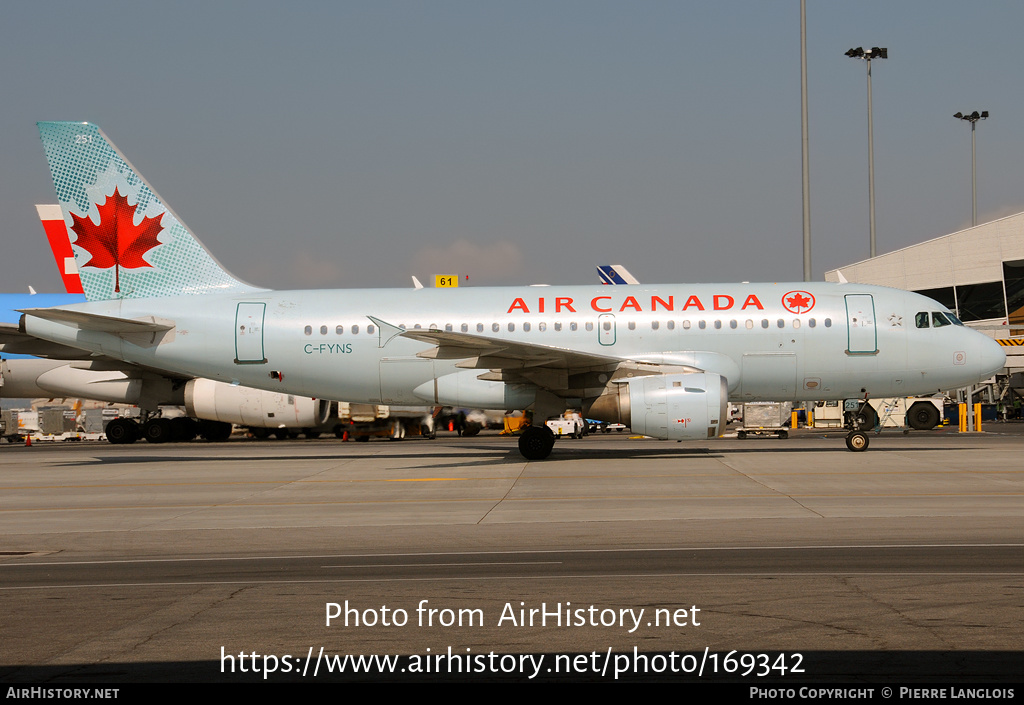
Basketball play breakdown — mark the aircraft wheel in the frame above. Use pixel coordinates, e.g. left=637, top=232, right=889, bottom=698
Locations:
left=249, top=427, right=271, bottom=440
left=907, top=403, right=940, bottom=431
left=200, top=420, right=233, bottom=442
left=518, top=425, right=555, bottom=460
left=846, top=431, right=869, bottom=452
left=143, top=418, right=174, bottom=444
left=462, top=422, right=481, bottom=437
left=172, top=417, right=199, bottom=441
left=106, top=418, right=139, bottom=445
left=851, top=406, right=877, bottom=431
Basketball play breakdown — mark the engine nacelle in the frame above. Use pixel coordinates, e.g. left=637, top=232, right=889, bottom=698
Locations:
left=184, top=378, right=330, bottom=428
left=412, top=371, right=536, bottom=409
left=584, top=372, right=728, bottom=440
left=1, top=359, right=181, bottom=408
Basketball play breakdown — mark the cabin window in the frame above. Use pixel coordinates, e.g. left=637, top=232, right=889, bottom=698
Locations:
left=570, top=322, right=578, bottom=331
left=508, top=323, right=515, bottom=332
left=586, top=322, right=594, bottom=332
left=476, top=323, right=483, bottom=332
left=304, top=325, right=312, bottom=336
left=809, top=318, right=816, bottom=328
left=777, top=319, right=785, bottom=328
left=713, top=320, right=722, bottom=330
left=492, top=323, right=500, bottom=332
left=367, top=325, right=375, bottom=334
left=461, top=323, right=468, bottom=333
left=698, top=320, right=706, bottom=330
left=628, top=321, right=636, bottom=331
left=320, top=325, right=328, bottom=335
left=730, top=320, right=738, bottom=329
left=792, top=319, right=801, bottom=329
left=336, top=325, right=344, bottom=335
left=555, top=322, right=562, bottom=331
left=539, top=322, right=546, bottom=331
left=682, top=320, right=691, bottom=330
left=745, top=319, right=753, bottom=329
left=667, top=320, right=675, bottom=330
left=651, top=321, right=659, bottom=330
left=445, top=323, right=452, bottom=332
left=824, top=318, right=832, bottom=327
left=352, top=325, right=359, bottom=334
left=523, top=322, right=531, bottom=332
left=761, top=319, right=769, bottom=329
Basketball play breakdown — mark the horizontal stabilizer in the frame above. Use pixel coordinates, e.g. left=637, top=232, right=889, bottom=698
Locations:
left=19, top=308, right=173, bottom=334
left=0, top=322, right=105, bottom=359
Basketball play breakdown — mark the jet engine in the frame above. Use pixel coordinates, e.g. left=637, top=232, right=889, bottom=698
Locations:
left=583, top=372, right=728, bottom=440
left=184, top=378, right=331, bottom=428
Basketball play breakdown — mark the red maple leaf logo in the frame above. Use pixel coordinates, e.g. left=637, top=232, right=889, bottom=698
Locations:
left=782, top=290, right=815, bottom=314
left=70, top=188, right=164, bottom=293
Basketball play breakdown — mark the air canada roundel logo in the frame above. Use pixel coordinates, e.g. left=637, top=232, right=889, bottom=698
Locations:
left=782, top=290, right=815, bottom=314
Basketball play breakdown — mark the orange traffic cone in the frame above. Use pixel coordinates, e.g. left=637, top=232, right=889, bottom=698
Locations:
left=24, top=435, right=32, bottom=447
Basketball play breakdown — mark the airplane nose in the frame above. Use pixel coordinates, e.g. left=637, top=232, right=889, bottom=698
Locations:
left=976, top=335, right=1006, bottom=377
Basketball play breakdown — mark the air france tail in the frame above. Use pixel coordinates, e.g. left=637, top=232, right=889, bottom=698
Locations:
left=37, top=122, right=261, bottom=301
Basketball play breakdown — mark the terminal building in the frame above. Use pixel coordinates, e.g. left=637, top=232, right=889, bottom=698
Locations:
left=825, top=211, right=1024, bottom=379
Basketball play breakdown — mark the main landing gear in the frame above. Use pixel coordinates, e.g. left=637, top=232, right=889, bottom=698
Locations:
left=518, top=425, right=556, bottom=461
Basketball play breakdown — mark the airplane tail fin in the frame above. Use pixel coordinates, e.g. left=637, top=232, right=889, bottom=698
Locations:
left=597, top=264, right=640, bottom=285
left=36, top=204, right=83, bottom=294
left=37, top=122, right=261, bottom=301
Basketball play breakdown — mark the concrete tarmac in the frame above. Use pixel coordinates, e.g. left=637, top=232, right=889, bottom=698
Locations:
left=1, top=428, right=1021, bottom=682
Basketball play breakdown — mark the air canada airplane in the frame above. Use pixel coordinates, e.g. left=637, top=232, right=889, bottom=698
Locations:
left=15, top=122, right=1006, bottom=459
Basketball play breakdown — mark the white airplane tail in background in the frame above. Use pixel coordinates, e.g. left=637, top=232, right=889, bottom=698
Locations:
left=597, top=264, right=639, bottom=285
left=37, top=122, right=261, bottom=301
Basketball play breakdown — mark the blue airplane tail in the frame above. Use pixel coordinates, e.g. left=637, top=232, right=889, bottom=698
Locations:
left=37, top=122, right=260, bottom=301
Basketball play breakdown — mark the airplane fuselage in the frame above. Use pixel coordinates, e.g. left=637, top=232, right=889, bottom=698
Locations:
left=22, top=282, right=1005, bottom=413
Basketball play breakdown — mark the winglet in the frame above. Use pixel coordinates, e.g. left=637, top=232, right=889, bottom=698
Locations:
left=367, top=316, right=405, bottom=348
left=412, top=276, right=424, bottom=289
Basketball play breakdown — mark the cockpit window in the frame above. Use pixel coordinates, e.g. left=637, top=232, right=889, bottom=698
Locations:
left=946, top=312, right=965, bottom=326
left=931, top=312, right=952, bottom=328
left=915, top=312, right=930, bottom=329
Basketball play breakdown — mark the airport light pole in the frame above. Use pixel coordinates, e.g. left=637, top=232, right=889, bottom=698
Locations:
left=801, top=0, right=811, bottom=282
left=845, top=46, right=887, bottom=259
left=954, top=110, right=989, bottom=227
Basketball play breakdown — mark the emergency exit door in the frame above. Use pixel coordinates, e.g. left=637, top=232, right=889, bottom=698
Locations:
left=845, top=294, right=878, bottom=354
left=235, top=302, right=267, bottom=364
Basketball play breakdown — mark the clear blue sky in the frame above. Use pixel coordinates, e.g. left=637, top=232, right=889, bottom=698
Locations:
left=1, top=1, right=1021, bottom=291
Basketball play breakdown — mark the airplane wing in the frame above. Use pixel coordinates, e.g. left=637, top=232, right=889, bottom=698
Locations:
left=401, top=326, right=623, bottom=371
left=372, top=318, right=703, bottom=395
